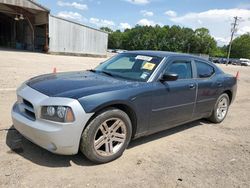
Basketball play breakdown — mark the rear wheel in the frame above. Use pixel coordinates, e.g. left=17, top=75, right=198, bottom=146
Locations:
left=208, top=93, right=229, bottom=123
left=80, top=108, right=132, bottom=163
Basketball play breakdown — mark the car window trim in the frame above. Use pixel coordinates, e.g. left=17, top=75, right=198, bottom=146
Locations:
left=147, top=57, right=167, bottom=82
left=194, top=59, right=216, bottom=80
left=157, top=57, right=194, bottom=81
left=165, top=60, right=193, bottom=80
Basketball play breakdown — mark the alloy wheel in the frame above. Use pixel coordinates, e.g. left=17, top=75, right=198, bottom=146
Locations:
left=94, top=118, right=127, bottom=156
left=216, top=97, right=228, bottom=120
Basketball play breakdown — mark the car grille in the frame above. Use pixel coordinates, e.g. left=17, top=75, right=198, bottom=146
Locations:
left=18, top=96, right=36, bottom=121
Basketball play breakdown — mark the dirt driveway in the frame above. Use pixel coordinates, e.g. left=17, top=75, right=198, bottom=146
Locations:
left=0, top=50, right=249, bottom=188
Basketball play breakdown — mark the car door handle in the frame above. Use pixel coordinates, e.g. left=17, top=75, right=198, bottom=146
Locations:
left=189, top=83, right=196, bottom=89
left=217, top=82, right=223, bottom=87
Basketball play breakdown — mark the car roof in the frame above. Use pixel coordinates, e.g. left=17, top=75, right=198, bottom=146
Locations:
left=123, top=50, right=222, bottom=71
left=124, top=50, right=207, bottom=61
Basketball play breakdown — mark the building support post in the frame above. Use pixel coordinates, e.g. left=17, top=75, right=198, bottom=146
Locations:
left=26, top=16, right=34, bottom=51
left=44, top=22, right=49, bottom=52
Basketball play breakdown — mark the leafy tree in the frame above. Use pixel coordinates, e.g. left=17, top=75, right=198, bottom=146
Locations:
left=100, top=27, right=113, bottom=33
left=108, top=30, right=123, bottom=49
left=230, top=33, right=250, bottom=59
left=211, top=46, right=227, bottom=57
left=193, top=28, right=217, bottom=55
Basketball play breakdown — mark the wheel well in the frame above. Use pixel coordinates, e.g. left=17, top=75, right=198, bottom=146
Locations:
left=86, top=104, right=137, bottom=138
left=223, top=90, right=232, bottom=104
left=109, top=104, right=137, bottom=138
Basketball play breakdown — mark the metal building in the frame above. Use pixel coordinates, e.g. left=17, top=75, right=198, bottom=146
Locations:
left=0, top=0, right=108, bottom=57
left=49, top=15, right=108, bottom=57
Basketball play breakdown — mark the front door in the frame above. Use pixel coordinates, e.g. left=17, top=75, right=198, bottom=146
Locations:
left=149, top=58, right=196, bottom=131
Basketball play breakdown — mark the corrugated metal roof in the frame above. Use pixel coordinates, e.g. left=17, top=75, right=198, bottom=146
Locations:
left=0, top=0, right=50, bottom=12
left=27, top=0, right=50, bottom=12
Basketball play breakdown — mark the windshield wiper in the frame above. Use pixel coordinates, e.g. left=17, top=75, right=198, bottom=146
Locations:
left=88, top=69, right=114, bottom=77
left=87, top=69, right=96, bottom=73
left=99, top=71, right=114, bottom=77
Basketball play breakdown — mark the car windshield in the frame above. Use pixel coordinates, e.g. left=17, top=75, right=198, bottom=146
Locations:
left=94, top=53, right=163, bottom=81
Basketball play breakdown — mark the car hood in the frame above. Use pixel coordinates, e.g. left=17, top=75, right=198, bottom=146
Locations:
left=27, top=71, right=139, bottom=99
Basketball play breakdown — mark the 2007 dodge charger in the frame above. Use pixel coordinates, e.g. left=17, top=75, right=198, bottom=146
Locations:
left=11, top=51, right=237, bottom=163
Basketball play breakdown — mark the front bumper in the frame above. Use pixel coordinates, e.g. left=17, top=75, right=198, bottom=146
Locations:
left=11, top=85, right=93, bottom=155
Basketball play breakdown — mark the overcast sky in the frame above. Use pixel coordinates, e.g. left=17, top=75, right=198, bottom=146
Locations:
left=38, top=0, right=250, bottom=46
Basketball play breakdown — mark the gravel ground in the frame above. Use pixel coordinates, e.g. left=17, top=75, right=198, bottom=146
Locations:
left=0, top=50, right=249, bottom=188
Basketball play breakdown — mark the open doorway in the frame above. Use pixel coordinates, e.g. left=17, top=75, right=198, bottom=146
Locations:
left=0, top=2, right=49, bottom=52
left=35, top=24, right=47, bottom=52
left=0, top=12, right=33, bottom=50
left=0, top=13, right=14, bottom=48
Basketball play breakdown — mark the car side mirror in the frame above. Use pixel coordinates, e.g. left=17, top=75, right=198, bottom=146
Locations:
left=160, top=73, right=178, bottom=82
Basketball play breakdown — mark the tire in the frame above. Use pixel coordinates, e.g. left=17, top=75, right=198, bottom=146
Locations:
left=80, top=108, right=132, bottom=163
left=208, top=93, right=230, bottom=123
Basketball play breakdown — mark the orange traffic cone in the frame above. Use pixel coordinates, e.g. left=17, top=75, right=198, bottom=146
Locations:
left=53, top=67, right=57, bottom=73
left=236, top=71, right=239, bottom=80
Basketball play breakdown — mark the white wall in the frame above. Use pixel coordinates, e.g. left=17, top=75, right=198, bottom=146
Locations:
left=49, top=15, right=108, bottom=56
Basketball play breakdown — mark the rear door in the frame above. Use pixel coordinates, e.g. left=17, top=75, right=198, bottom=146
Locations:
left=193, top=60, right=221, bottom=118
left=149, top=57, right=197, bottom=131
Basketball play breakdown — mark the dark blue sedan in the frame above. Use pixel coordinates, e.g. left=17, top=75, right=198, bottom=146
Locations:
left=12, top=51, right=237, bottom=163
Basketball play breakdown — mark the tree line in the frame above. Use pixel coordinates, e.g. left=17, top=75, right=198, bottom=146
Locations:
left=101, top=25, right=250, bottom=59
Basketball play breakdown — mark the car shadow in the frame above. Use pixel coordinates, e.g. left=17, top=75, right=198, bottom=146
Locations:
left=5, top=126, right=94, bottom=167
left=6, top=119, right=211, bottom=167
left=128, top=119, right=210, bottom=149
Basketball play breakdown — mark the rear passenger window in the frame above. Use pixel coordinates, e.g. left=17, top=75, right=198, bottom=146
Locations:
left=195, top=61, right=215, bottom=78
left=166, top=61, right=192, bottom=79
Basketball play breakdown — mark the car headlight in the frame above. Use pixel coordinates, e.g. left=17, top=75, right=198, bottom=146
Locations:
left=40, top=106, right=75, bottom=123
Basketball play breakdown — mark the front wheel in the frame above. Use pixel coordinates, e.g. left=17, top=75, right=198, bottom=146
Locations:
left=80, top=108, right=132, bottom=163
left=208, top=93, right=230, bottom=123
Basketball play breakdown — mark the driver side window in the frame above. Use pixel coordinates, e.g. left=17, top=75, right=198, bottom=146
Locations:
left=165, top=60, right=193, bottom=79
